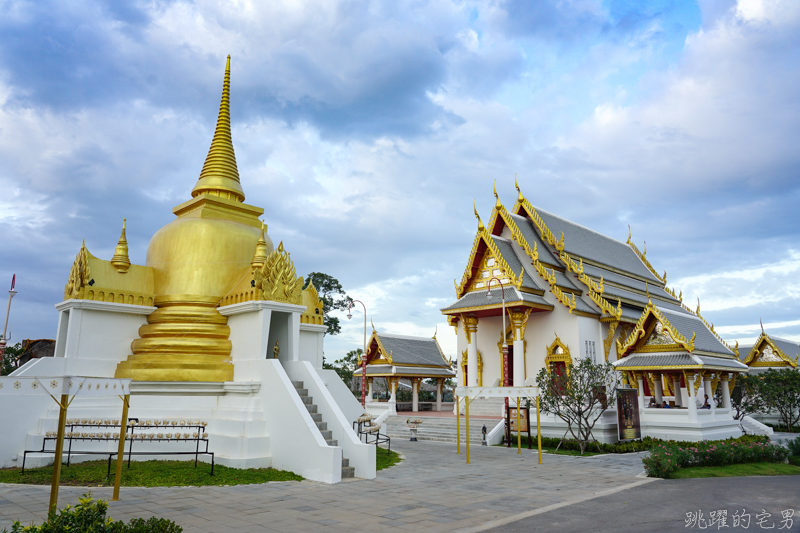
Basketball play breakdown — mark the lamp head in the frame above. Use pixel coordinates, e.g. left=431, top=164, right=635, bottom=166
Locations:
left=347, top=312, right=353, bottom=320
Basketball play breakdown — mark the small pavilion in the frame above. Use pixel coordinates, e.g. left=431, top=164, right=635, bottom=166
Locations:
left=358, top=329, right=455, bottom=414
left=613, top=300, right=748, bottom=440
left=738, top=331, right=799, bottom=373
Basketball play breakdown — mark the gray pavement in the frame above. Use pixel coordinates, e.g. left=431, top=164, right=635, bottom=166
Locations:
left=1, top=441, right=795, bottom=532
left=485, top=476, right=800, bottom=533
left=1, top=441, right=649, bottom=532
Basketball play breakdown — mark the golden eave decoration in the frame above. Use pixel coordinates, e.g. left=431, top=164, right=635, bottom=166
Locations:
left=65, top=241, right=91, bottom=300
left=626, top=227, right=667, bottom=285
left=742, top=332, right=798, bottom=368
left=545, top=335, right=572, bottom=373
left=616, top=301, right=696, bottom=356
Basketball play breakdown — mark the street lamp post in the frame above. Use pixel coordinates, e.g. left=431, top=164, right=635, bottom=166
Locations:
left=486, top=278, right=510, bottom=412
left=0, top=275, right=17, bottom=372
left=347, top=299, right=368, bottom=408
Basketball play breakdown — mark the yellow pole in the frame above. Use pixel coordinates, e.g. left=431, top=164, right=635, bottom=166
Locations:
left=536, top=395, right=542, bottom=464
left=112, top=394, right=130, bottom=501
left=465, top=394, right=470, bottom=464
left=516, top=397, right=521, bottom=454
left=48, top=394, right=69, bottom=513
left=456, top=395, right=460, bottom=455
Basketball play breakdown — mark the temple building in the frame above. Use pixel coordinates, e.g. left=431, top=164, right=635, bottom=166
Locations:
left=358, top=329, right=455, bottom=416
left=1, top=57, right=374, bottom=483
left=441, top=183, right=747, bottom=441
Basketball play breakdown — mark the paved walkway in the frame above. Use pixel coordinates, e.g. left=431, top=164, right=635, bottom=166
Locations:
left=1, top=441, right=651, bottom=532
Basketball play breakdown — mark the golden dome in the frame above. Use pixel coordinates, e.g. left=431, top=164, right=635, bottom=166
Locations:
left=115, top=56, right=273, bottom=382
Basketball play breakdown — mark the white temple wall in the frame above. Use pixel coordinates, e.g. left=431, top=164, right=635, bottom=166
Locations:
left=299, top=324, right=326, bottom=369
left=475, top=316, right=503, bottom=386
left=523, top=300, right=580, bottom=379
left=577, top=315, right=603, bottom=363
left=53, top=300, right=154, bottom=363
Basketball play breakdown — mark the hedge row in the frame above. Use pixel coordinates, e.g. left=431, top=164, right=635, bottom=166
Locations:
left=2, top=494, right=181, bottom=533
left=642, top=440, right=790, bottom=478
left=503, top=433, right=768, bottom=454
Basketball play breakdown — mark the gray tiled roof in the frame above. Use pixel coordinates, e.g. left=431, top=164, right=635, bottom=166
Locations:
left=657, top=307, right=733, bottom=356
left=602, top=284, right=686, bottom=314
left=441, top=288, right=552, bottom=313
left=770, top=336, right=800, bottom=358
left=614, top=353, right=747, bottom=371
left=533, top=207, right=661, bottom=282
left=614, top=353, right=698, bottom=368
left=694, top=355, right=749, bottom=370
left=737, top=345, right=753, bottom=362
left=378, top=333, right=452, bottom=368
left=491, top=236, right=543, bottom=291
left=509, top=213, right=562, bottom=267
left=574, top=295, right=601, bottom=316
left=361, top=365, right=456, bottom=377
left=582, top=263, right=678, bottom=303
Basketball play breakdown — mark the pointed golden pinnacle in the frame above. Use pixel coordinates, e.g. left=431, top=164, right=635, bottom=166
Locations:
left=111, top=219, right=131, bottom=273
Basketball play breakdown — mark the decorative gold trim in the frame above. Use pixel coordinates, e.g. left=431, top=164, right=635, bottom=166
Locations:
left=603, top=320, right=619, bottom=362
left=444, top=300, right=553, bottom=317
left=616, top=302, right=696, bottom=356
left=460, top=349, right=483, bottom=386
left=691, top=300, right=740, bottom=357
left=462, top=315, right=479, bottom=344
left=252, top=241, right=303, bottom=304
left=65, top=241, right=92, bottom=300
left=742, top=333, right=799, bottom=368
left=545, top=335, right=572, bottom=373
left=455, top=213, right=523, bottom=298
left=626, top=228, right=667, bottom=284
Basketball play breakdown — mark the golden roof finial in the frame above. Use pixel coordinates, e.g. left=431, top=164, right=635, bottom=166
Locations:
left=627, top=225, right=632, bottom=245
left=696, top=297, right=701, bottom=316
left=645, top=282, right=651, bottom=305
left=192, top=55, right=245, bottom=202
left=493, top=180, right=501, bottom=207
left=433, top=325, right=437, bottom=339
left=111, top=219, right=131, bottom=273
left=251, top=221, right=269, bottom=270
left=371, top=318, right=376, bottom=332
left=474, top=200, right=484, bottom=231
left=515, top=174, right=523, bottom=200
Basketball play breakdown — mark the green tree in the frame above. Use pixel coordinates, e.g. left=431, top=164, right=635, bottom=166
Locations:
left=535, top=358, right=621, bottom=455
left=1, top=342, right=23, bottom=376
left=303, top=272, right=353, bottom=336
left=730, top=373, right=766, bottom=422
left=759, top=368, right=800, bottom=432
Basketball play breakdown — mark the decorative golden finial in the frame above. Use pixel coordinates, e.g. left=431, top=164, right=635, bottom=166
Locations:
left=696, top=298, right=701, bottom=316
left=643, top=240, right=647, bottom=256
left=474, top=200, right=484, bottom=230
left=515, top=174, right=523, bottom=199
left=627, top=225, right=631, bottom=244
left=111, top=219, right=131, bottom=273
left=433, top=325, right=437, bottom=339
left=760, top=318, right=764, bottom=335
left=251, top=221, right=269, bottom=270
left=493, top=180, right=501, bottom=207
left=663, top=271, right=667, bottom=284
left=679, top=290, right=682, bottom=301
left=645, top=282, right=651, bottom=305
left=371, top=318, right=376, bottom=332
left=192, top=55, right=245, bottom=202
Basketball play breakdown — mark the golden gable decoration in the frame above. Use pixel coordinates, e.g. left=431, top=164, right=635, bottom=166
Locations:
left=253, top=241, right=303, bottom=304
left=64, top=242, right=91, bottom=300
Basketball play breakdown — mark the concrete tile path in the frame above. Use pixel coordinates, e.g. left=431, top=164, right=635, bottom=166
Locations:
left=1, top=440, right=652, bottom=532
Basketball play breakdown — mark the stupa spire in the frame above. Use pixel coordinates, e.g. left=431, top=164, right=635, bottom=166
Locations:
left=111, top=219, right=131, bottom=273
left=192, top=55, right=246, bottom=202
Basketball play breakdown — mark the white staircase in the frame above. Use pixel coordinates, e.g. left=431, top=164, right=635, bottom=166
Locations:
left=455, top=397, right=506, bottom=417
left=741, top=415, right=774, bottom=436
left=384, top=415, right=499, bottom=443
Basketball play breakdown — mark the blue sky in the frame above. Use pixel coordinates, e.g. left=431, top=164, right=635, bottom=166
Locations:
left=1, top=0, right=798, bottom=361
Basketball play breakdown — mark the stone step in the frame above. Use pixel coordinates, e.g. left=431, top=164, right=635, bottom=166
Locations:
left=295, top=388, right=308, bottom=397
left=291, top=381, right=304, bottom=389
left=316, top=421, right=327, bottom=431
left=310, top=413, right=322, bottom=423
left=342, top=458, right=349, bottom=467
left=326, top=439, right=338, bottom=447
left=320, top=430, right=332, bottom=440
left=300, top=396, right=313, bottom=405
left=306, top=404, right=318, bottom=414
left=341, top=465, right=355, bottom=478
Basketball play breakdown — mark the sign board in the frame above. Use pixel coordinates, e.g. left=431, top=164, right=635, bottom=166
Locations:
left=616, top=388, right=641, bottom=441
left=509, top=407, right=529, bottom=432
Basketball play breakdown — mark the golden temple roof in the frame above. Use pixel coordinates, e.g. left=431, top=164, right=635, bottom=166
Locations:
left=191, top=55, right=245, bottom=202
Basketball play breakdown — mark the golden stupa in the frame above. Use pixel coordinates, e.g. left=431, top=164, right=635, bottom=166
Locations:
left=62, top=56, right=324, bottom=382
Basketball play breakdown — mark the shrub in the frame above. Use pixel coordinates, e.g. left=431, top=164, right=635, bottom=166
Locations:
left=504, top=433, right=767, bottom=454
left=2, top=494, right=182, bottom=533
left=788, top=436, right=800, bottom=457
left=642, top=440, right=790, bottom=478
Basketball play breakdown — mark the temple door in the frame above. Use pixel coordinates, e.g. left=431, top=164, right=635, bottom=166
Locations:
left=505, top=345, right=514, bottom=386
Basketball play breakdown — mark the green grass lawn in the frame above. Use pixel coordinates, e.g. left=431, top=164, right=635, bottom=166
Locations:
left=0, top=460, right=302, bottom=487
left=671, top=461, right=800, bottom=479
left=376, top=447, right=402, bottom=470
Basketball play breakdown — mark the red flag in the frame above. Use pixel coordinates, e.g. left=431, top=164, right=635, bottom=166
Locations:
left=10, top=274, right=14, bottom=291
